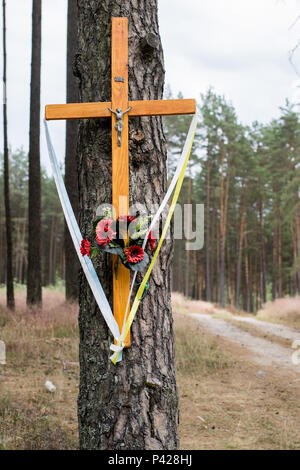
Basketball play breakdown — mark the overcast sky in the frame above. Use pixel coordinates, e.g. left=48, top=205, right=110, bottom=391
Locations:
left=0, top=0, right=300, bottom=172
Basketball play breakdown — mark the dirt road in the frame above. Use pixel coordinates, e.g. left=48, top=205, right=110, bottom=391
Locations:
left=189, top=313, right=300, bottom=374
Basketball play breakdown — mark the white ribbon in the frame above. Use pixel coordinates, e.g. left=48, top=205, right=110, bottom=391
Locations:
left=44, top=120, right=122, bottom=360
left=44, top=115, right=198, bottom=365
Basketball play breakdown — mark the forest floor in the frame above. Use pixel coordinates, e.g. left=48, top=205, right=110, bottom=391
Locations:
left=0, top=288, right=299, bottom=450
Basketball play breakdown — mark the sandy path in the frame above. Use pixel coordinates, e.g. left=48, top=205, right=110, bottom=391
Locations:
left=227, top=315, right=300, bottom=342
left=189, top=313, right=300, bottom=374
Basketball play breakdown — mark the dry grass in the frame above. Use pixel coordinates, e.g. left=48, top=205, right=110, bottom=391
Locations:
left=257, top=297, right=300, bottom=328
left=0, top=289, right=79, bottom=450
left=175, top=313, right=300, bottom=450
left=171, top=292, right=236, bottom=317
left=0, top=289, right=299, bottom=449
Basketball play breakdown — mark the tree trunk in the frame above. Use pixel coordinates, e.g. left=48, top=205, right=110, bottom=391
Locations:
left=2, top=0, right=14, bottom=310
left=211, top=190, right=216, bottom=302
left=244, top=232, right=249, bottom=311
left=235, top=196, right=246, bottom=308
left=295, top=202, right=300, bottom=293
left=27, top=0, right=42, bottom=305
left=185, top=170, right=192, bottom=297
left=291, top=224, right=297, bottom=296
left=77, top=1, right=178, bottom=450
left=278, top=222, right=282, bottom=298
left=65, top=0, right=80, bottom=301
left=219, top=144, right=225, bottom=307
left=259, top=199, right=266, bottom=304
left=205, top=158, right=211, bottom=301
left=49, top=215, right=54, bottom=285
left=272, top=205, right=278, bottom=301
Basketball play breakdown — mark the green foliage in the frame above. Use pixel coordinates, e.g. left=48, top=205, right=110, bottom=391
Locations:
left=0, top=150, right=64, bottom=287
left=165, top=87, right=300, bottom=311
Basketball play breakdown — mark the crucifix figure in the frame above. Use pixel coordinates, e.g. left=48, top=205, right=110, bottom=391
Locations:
left=108, top=106, right=132, bottom=147
left=45, top=17, right=196, bottom=347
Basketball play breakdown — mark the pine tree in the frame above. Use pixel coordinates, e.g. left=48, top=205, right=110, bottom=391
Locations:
left=27, top=0, right=42, bottom=305
left=65, top=0, right=79, bottom=301
left=2, top=0, right=14, bottom=309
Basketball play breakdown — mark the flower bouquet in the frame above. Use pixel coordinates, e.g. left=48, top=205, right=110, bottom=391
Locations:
left=80, top=209, right=156, bottom=272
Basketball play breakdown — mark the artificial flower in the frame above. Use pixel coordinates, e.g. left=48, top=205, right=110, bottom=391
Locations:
left=147, top=231, right=156, bottom=250
left=96, top=219, right=116, bottom=246
left=117, top=215, right=135, bottom=224
left=80, top=238, right=91, bottom=257
left=124, top=245, right=144, bottom=264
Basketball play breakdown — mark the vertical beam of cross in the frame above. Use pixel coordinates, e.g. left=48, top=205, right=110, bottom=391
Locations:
left=111, top=18, right=130, bottom=346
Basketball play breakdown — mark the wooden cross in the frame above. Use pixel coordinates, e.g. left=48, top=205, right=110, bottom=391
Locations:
left=45, top=17, right=195, bottom=347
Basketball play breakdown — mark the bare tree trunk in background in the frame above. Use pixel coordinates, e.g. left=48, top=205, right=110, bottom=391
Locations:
left=0, top=209, right=2, bottom=284
left=219, top=145, right=225, bottom=307
left=219, top=147, right=230, bottom=308
left=259, top=199, right=266, bottom=305
left=278, top=223, right=282, bottom=298
left=51, top=216, right=58, bottom=286
left=244, top=231, right=249, bottom=311
left=295, top=203, right=300, bottom=293
left=178, top=239, right=183, bottom=294
left=291, top=224, right=297, bottom=295
left=27, top=0, right=42, bottom=305
left=272, top=205, right=279, bottom=301
left=235, top=195, right=246, bottom=308
left=2, top=0, right=14, bottom=310
left=211, top=190, right=216, bottom=301
left=185, top=169, right=192, bottom=297
left=205, top=157, right=211, bottom=301
left=77, top=0, right=178, bottom=449
left=65, top=0, right=79, bottom=301
left=49, top=215, right=54, bottom=285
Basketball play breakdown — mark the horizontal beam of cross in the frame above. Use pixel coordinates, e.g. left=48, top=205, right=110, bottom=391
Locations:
left=45, top=99, right=196, bottom=121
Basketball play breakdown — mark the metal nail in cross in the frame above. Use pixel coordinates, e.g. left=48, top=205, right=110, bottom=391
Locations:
left=45, top=17, right=196, bottom=347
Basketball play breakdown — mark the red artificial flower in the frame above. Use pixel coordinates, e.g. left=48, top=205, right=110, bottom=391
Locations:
left=124, top=245, right=144, bottom=264
left=117, top=215, right=135, bottom=224
left=147, top=231, right=156, bottom=250
left=96, top=219, right=116, bottom=247
left=80, top=239, right=91, bottom=257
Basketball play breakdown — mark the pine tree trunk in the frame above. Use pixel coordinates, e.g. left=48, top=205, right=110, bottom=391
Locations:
left=272, top=205, right=278, bottom=301
left=205, top=158, right=211, bottom=301
left=52, top=216, right=58, bottom=285
left=259, top=199, right=266, bottom=304
left=49, top=215, right=54, bottom=285
left=291, top=224, right=297, bottom=296
left=77, top=1, right=178, bottom=450
left=235, top=196, right=246, bottom=308
left=185, top=171, right=192, bottom=297
left=211, top=190, right=216, bottom=302
left=219, top=144, right=225, bottom=307
left=244, top=232, right=249, bottom=311
left=278, top=223, right=282, bottom=298
left=27, top=0, right=42, bottom=305
left=65, top=0, right=79, bottom=301
left=295, top=202, right=300, bottom=293
left=2, top=0, right=14, bottom=310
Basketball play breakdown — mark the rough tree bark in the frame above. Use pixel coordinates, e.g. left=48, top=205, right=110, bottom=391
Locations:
left=2, top=0, right=14, bottom=310
left=27, top=0, right=42, bottom=305
left=205, top=156, right=211, bottom=301
left=76, top=0, right=178, bottom=450
left=65, top=0, right=79, bottom=301
left=259, top=199, right=266, bottom=305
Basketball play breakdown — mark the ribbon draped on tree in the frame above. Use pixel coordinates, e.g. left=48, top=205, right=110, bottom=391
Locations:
left=44, top=114, right=197, bottom=363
